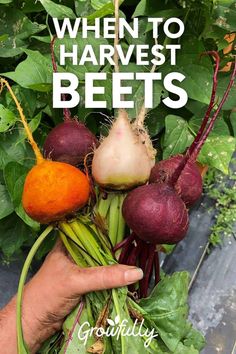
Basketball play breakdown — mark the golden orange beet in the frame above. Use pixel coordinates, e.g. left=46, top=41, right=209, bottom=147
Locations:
left=22, top=160, right=90, bottom=223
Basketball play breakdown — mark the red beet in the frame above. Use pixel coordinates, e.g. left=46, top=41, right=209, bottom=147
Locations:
left=43, top=120, right=98, bottom=166
left=122, top=183, right=189, bottom=245
left=149, top=155, right=203, bottom=207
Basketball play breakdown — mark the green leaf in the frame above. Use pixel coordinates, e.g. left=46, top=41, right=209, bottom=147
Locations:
left=216, top=73, right=236, bottom=111
left=146, top=104, right=170, bottom=137
left=39, top=0, right=76, bottom=19
left=163, top=115, right=194, bottom=159
left=0, top=34, right=8, bottom=42
left=0, top=104, right=17, bottom=132
left=31, top=35, right=51, bottom=44
left=5, top=85, right=38, bottom=118
left=173, top=342, right=199, bottom=354
left=54, top=34, right=108, bottom=81
left=161, top=244, right=176, bottom=254
left=3, top=49, right=53, bottom=91
left=0, top=0, right=12, bottom=3
left=132, top=0, right=147, bottom=17
left=0, top=8, right=46, bottom=57
left=189, top=114, right=230, bottom=137
left=206, top=25, right=229, bottom=51
left=177, top=38, right=211, bottom=69
left=0, top=214, right=32, bottom=258
left=198, top=135, right=236, bottom=174
left=18, top=112, right=42, bottom=142
left=37, top=332, right=62, bottom=353
left=230, top=110, right=236, bottom=135
left=0, top=131, right=34, bottom=170
left=15, top=203, right=40, bottom=230
left=91, top=0, right=112, bottom=11
left=87, top=3, right=114, bottom=21
left=214, top=1, right=236, bottom=32
left=183, top=325, right=206, bottom=351
left=117, top=63, right=167, bottom=118
left=75, top=0, right=94, bottom=17
left=3, top=162, right=27, bottom=199
left=161, top=64, right=213, bottom=105
left=4, top=161, right=40, bottom=230
left=19, top=0, right=44, bottom=13
left=133, top=0, right=181, bottom=18
left=140, top=272, right=190, bottom=352
left=0, top=183, right=14, bottom=219
left=61, top=302, right=96, bottom=353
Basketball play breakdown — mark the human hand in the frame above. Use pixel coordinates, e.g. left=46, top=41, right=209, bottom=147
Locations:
left=0, top=241, right=143, bottom=353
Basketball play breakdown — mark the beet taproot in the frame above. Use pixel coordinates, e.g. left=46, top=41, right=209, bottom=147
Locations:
left=92, top=109, right=155, bottom=190
left=43, top=120, right=98, bottom=166
left=149, top=155, right=203, bottom=207
left=122, top=183, right=189, bottom=244
left=23, top=160, right=90, bottom=223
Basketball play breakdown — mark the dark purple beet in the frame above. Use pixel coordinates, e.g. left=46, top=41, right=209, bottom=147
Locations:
left=122, top=183, right=189, bottom=245
left=149, top=155, right=203, bottom=207
left=43, top=120, right=98, bottom=166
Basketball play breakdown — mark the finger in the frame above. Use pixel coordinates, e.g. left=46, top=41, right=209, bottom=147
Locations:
left=71, top=264, right=143, bottom=294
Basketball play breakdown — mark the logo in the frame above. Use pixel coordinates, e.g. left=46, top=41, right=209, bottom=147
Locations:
left=78, top=315, right=158, bottom=348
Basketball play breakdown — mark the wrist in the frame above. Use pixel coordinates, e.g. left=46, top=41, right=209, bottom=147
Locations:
left=0, top=288, right=61, bottom=354
left=0, top=296, right=45, bottom=354
left=21, top=280, right=62, bottom=352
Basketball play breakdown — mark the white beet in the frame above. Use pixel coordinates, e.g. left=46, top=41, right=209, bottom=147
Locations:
left=92, top=110, right=156, bottom=190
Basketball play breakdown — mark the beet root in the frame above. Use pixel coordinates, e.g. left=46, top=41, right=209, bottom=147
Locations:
left=122, top=183, right=189, bottom=244
left=92, top=109, right=155, bottom=190
left=23, top=160, right=90, bottom=224
left=43, top=120, right=98, bottom=166
left=149, top=155, right=203, bottom=207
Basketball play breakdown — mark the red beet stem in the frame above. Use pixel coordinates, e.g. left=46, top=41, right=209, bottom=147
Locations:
left=63, top=300, right=84, bottom=352
left=188, top=51, right=220, bottom=157
left=50, top=36, right=71, bottom=122
left=190, top=58, right=236, bottom=161
left=126, top=239, right=142, bottom=266
left=169, top=55, right=236, bottom=186
left=142, top=245, right=156, bottom=298
left=139, top=242, right=149, bottom=298
left=154, top=252, right=160, bottom=285
left=114, top=234, right=135, bottom=252
left=127, top=239, right=143, bottom=293
left=118, top=234, right=134, bottom=264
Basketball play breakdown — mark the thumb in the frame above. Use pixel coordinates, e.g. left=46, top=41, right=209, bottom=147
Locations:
left=71, top=264, right=143, bottom=295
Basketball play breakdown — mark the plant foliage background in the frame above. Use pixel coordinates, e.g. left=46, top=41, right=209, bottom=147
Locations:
left=0, top=0, right=235, bottom=261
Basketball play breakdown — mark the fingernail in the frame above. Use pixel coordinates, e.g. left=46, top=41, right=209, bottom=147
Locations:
left=124, top=268, right=143, bottom=284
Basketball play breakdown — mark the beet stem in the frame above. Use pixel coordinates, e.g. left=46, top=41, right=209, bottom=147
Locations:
left=135, top=38, right=158, bottom=127
left=190, top=58, right=236, bottom=161
left=126, top=238, right=142, bottom=266
left=114, top=0, right=119, bottom=74
left=142, top=245, right=156, bottom=298
left=114, top=234, right=135, bottom=252
left=0, top=78, right=43, bottom=164
left=169, top=55, right=236, bottom=186
left=50, top=36, right=72, bottom=122
left=188, top=51, right=220, bottom=157
left=127, top=239, right=143, bottom=293
left=139, top=241, right=149, bottom=298
left=154, top=251, right=160, bottom=285
left=63, top=301, right=84, bottom=352
left=118, top=234, right=134, bottom=264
